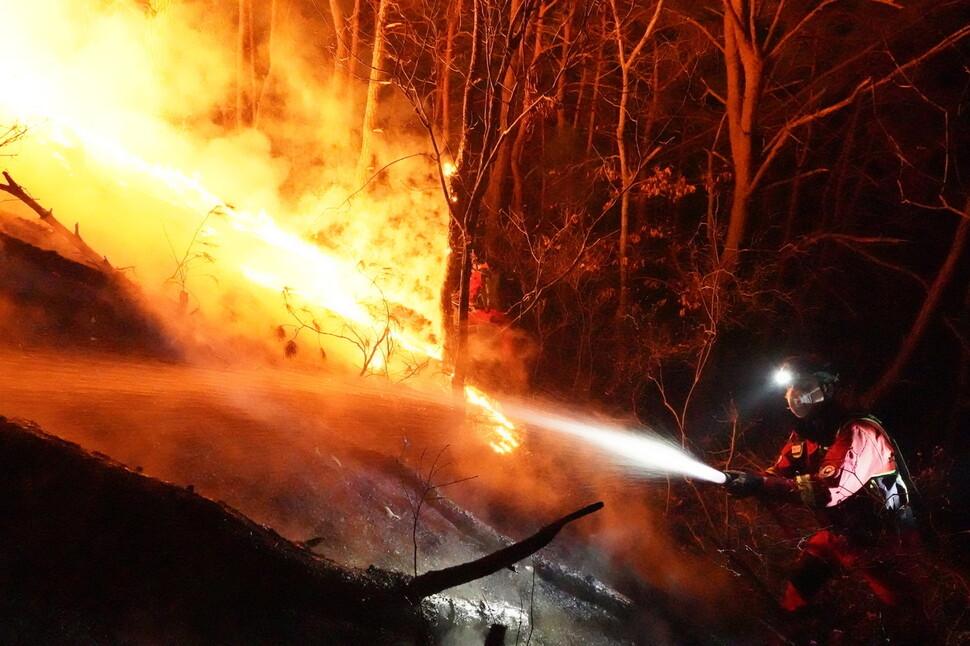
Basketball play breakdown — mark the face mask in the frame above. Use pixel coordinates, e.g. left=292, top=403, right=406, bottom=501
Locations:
left=795, top=386, right=825, bottom=405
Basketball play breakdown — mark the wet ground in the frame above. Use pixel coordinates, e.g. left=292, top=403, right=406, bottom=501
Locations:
left=0, top=212, right=754, bottom=643
left=0, top=348, right=749, bottom=644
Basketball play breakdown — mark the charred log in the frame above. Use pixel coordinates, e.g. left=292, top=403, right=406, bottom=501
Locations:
left=361, top=449, right=634, bottom=618
left=0, top=171, right=108, bottom=269
left=405, top=502, right=604, bottom=601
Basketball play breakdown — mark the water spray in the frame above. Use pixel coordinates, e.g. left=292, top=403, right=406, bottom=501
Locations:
left=499, top=402, right=727, bottom=484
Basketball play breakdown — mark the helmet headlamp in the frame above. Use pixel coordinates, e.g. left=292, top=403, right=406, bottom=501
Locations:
left=773, top=368, right=795, bottom=388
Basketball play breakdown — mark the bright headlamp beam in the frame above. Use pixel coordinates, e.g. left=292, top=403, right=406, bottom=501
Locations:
left=773, top=368, right=794, bottom=387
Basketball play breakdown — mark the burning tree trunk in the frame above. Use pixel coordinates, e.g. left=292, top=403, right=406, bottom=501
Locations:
left=348, top=0, right=364, bottom=84
left=0, top=171, right=109, bottom=269
left=328, top=0, right=350, bottom=95
left=355, top=0, right=391, bottom=189
left=236, top=0, right=256, bottom=128
left=435, top=0, right=462, bottom=149
left=253, top=0, right=281, bottom=128
left=235, top=0, right=277, bottom=129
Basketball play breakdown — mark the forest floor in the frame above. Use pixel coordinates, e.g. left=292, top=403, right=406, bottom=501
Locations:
left=0, top=208, right=758, bottom=645
left=6, top=207, right=961, bottom=645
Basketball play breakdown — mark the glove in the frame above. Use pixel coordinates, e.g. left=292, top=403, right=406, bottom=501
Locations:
left=722, top=470, right=764, bottom=498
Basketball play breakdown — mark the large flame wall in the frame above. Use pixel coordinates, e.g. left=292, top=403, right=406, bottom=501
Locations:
left=0, top=0, right=449, bottom=374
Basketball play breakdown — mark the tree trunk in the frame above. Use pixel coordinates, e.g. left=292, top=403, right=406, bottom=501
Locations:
left=236, top=0, right=256, bottom=129
left=348, top=0, right=363, bottom=82
left=863, top=202, right=970, bottom=406
left=447, top=0, right=489, bottom=395
left=584, top=39, right=604, bottom=157
left=719, top=0, right=763, bottom=273
left=555, top=9, right=572, bottom=132
left=781, top=121, right=814, bottom=245
left=252, top=0, right=280, bottom=128
left=437, top=0, right=461, bottom=150
left=511, top=8, right=543, bottom=218
left=609, top=0, right=663, bottom=318
left=355, top=0, right=391, bottom=189
left=483, top=0, right=524, bottom=242
left=329, top=0, right=348, bottom=95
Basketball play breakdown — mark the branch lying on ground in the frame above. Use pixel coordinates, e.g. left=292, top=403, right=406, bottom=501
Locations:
left=405, top=501, right=604, bottom=601
left=0, top=171, right=111, bottom=269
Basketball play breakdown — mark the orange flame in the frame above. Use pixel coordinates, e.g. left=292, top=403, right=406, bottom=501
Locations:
left=464, top=386, right=522, bottom=454
left=0, top=0, right=520, bottom=453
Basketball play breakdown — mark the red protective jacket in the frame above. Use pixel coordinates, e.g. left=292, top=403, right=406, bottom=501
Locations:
left=764, top=416, right=912, bottom=539
left=763, top=417, right=920, bottom=611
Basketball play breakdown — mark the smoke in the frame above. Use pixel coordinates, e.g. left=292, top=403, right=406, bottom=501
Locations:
left=0, top=0, right=449, bottom=373
left=0, top=1, right=745, bottom=637
left=0, top=347, right=739, bottom=642
left=383, top=397, right=743, bottom=632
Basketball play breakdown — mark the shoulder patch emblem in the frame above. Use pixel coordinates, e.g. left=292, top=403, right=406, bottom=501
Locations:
left=819, top=464, right=837, bottom=478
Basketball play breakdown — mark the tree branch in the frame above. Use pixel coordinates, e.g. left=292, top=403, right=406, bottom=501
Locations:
left=863, top=200, right=970, bottom=406
left=404, top=501, right=604, bottom=600
left=0, top=171, right=110, bottom=268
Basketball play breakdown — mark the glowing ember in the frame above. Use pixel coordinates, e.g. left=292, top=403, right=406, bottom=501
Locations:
left=464, top=386, right=522, bottom=454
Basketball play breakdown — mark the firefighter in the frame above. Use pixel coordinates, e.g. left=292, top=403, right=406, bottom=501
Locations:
left=723, top=356, right=924, bottom=638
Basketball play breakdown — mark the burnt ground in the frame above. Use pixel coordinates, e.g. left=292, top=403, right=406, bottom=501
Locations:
left=0, top=210, right=751, bottom=645
left=0, top=416, right=424, bottom=645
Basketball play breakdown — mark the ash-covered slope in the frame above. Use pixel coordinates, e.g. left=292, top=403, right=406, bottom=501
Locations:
left=0, top=416, right=426, bottom=645
left=0, top=210, right=665, bottom=645
left=0, top=210, right=178, bottom=357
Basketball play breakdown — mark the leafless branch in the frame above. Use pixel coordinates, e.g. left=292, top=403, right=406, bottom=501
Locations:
left=0, top=171, right=110, bottom=269
left=405, top=501, right=604, bottom=600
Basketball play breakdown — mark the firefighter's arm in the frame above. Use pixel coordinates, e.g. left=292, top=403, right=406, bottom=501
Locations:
left=753, top=422, right=895, bottom=508
left=723, top=471, right=827, bottom=506
left=722, top=471, right=810, bottom=503
left=723, top=433, right=803, bottom=499
left=765, top=433, right=800, bottom=479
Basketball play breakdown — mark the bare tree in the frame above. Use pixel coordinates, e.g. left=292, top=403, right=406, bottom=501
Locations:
left=355, top=0, right=391, bottom=188
left=864, top=200, right=970, bottom=406
left=678, top=0, right=970, bottom=274
left=236, top=0, right=281, bottom=129
left=607, top=0, right=664, bottom=318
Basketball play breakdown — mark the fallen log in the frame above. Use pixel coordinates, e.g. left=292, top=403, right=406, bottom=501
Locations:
left=0, top=171, right=111, bottom=268
left=0, top=415, right=608, bottom=645
left=357, top=449, right=633, bottom=617
left=405, top=501, right=604, bottom=601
